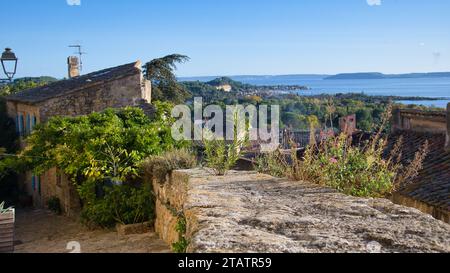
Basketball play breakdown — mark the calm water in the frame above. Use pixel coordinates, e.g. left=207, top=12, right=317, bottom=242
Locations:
left=181, top=75, right=450, bottom=108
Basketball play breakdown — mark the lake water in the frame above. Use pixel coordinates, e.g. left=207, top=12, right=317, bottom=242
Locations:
left=180, top=75, right=450, bottom=108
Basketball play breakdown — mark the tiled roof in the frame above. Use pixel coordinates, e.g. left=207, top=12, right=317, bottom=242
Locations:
left=6, top=61, right=141, bottom=104
left=386, top=130, right=450, bottom=212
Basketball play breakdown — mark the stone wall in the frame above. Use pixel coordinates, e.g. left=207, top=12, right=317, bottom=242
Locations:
left=154, top=169, right=450, bottom=253
left=153, top=171, right=190, bottom=247
left=37, top=73, right=147, bottom=123
left=41, top=168, right=81, bottom=217
left=392, top=108, right=447, bottom=134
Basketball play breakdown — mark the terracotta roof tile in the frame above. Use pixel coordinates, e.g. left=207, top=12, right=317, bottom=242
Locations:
left=386, top=130, right=450, bottom=212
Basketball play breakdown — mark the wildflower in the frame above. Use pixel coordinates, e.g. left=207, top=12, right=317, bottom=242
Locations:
left=329, top=157, right=338, bottom=164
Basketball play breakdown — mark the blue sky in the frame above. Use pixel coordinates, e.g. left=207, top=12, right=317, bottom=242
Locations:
left=3, top=0, right=450, bottom=78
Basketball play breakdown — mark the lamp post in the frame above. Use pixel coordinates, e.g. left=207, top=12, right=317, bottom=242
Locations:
left=1, top=48, right=18, bottom=83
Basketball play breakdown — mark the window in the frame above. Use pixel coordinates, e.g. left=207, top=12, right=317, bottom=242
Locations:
left=15, top=115, right=19, bottom=134
left=31, top=115, right=37, bottom=131
left=31, top=175, right=36, bottom=191
left=31, top=175, right=42, bottom=194
left=37, top=176, right=41, bottom=195
left=18, top=113, right=25, bottom=136
left=26, top=113, right=31, bottom=134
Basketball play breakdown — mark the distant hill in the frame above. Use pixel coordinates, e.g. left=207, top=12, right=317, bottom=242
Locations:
left=206, top=77, right=251, bottom=89
left=1, top=76, right=58, bottom=97
left=13, top=76, right=58, bottom=84
left=181, top=77, right=251, bottom=94
left=325, top=72, right=450, bottom=80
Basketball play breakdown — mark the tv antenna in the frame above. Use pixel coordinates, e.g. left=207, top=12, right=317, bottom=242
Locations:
left=68, top=44, right=87, bottom=71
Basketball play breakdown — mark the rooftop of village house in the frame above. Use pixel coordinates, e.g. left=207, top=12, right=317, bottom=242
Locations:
left=387, top=130, right=449, bottom=212
left=5, top=61, right=142, bottom=104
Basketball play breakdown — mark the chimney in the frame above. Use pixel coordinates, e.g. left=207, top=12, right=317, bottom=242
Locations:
left=339, top=114, right=357, bottom=135
left=391, top=107, right=402, bottom=132
left=446, top=103, right=450, bottom=151
left=67, top=56, right=80, bottom=78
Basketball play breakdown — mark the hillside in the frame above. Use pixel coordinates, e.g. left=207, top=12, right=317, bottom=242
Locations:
left=0, top=76, right=58, bottom=96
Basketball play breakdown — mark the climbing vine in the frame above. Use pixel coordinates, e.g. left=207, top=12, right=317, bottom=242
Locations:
left=172, top=214, right=189, bottom=253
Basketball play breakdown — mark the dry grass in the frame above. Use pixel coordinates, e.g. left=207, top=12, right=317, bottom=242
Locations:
left=255, top=105, right=430, bottom=198
left=142, top=149, right=197, bottom=183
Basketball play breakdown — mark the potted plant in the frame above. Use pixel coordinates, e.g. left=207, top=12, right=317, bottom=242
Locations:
left=0, top=201, right=15, bottom=253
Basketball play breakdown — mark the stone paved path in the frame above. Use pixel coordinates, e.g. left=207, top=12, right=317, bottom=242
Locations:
left=13, top=209, right=171, bottom=253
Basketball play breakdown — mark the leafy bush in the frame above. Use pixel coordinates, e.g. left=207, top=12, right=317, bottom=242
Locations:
left=79, top=183, right=154, bottom=228
left=9, top=103, right=187, bottom=227
left=47, top=196, right=62, bottom=215
left=142, top=149, right=197, bottom=183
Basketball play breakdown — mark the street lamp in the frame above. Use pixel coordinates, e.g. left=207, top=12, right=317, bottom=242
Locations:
left=1, top=48, right=18, bottom=83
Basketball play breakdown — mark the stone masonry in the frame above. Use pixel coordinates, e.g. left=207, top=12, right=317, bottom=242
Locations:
left=154, top=169, right=450, bottom=253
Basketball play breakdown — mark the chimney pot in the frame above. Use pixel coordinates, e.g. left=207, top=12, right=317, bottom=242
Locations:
left=67, top=56, right=80, bottom=78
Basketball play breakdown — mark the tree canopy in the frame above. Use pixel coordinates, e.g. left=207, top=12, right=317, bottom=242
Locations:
left=16, top=102, right=185, bottom=183
left=143, top=54, right=191, bottom=104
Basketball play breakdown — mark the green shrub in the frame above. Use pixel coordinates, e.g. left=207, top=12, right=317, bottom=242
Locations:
left=6, top=103, right=187, bottom=228
left=142, top=149, right=197, bottom=183
left=172, top=215, right=189, bottom=253
left=203, top=137, right=245, bottom=176
left=254, top=150, right=286, bottom=178
left=47, top=196, right=62, bottom=215
left=80, top=182, right=154, bottom=228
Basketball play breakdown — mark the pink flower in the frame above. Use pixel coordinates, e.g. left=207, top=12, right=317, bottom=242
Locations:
left=329, top=157, right=338, bottom=164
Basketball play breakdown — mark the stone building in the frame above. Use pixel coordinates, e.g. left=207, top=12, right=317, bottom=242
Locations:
left=215, top=84, right=232, bottom=92
left=5, top=59, right=152, bottom=215
left=389, top=106, right=450, bottom=223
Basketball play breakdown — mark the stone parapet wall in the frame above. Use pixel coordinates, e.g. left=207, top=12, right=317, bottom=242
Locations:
left=154, top=169, right=450, bottom=253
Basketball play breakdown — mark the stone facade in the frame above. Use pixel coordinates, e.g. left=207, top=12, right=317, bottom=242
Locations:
left=154, top=169, right=450, bottom=253
left=6, top=61, right=151, bottom=123
left=5, top=61, right=151, bottom=215
left=38, top=73, right=147, bottom=122
left=392, top=108, right=447, bottom=134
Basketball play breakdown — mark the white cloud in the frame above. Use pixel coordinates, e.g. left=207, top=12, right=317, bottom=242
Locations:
left=367, top=0, right=382, bottom=6
left=67, top=0, right=81, bottom=6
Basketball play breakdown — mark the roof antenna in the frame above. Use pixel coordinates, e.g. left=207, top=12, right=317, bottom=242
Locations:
left=68, top=45, right=87, bottom=72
